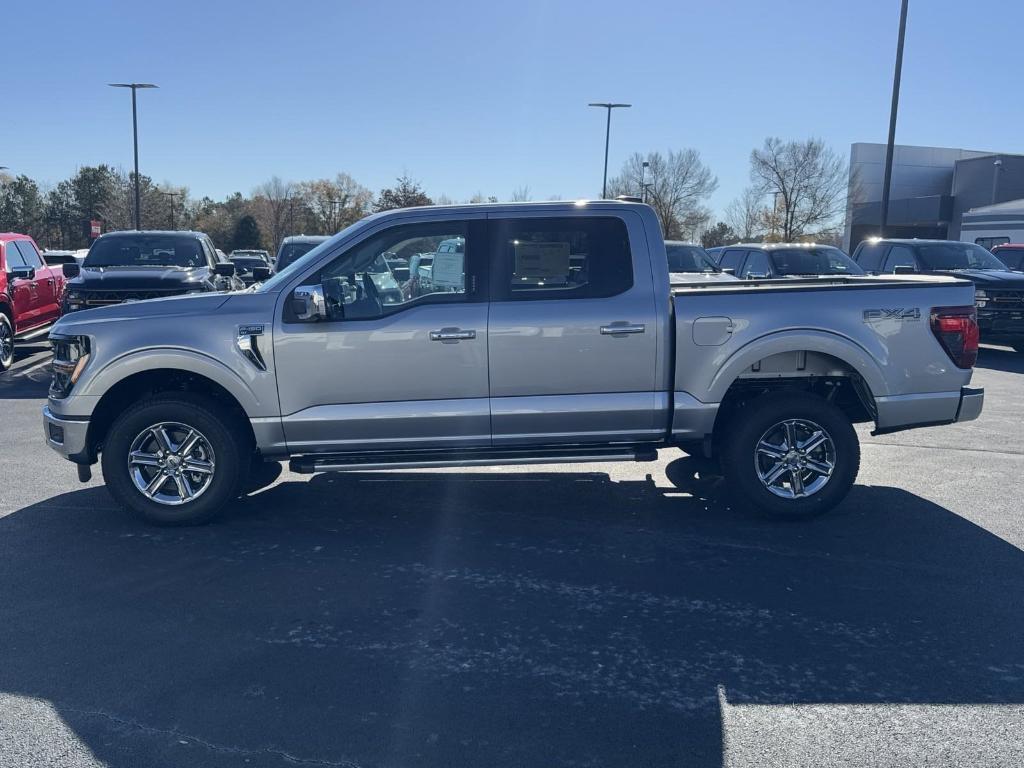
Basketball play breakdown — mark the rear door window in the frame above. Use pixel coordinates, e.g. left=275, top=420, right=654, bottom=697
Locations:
left=490, top=216, right=633, bottom=300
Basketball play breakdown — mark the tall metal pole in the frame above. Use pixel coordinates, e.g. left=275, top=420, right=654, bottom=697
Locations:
left=602, top=108, right=611, bottom=199
left=131, top=87, right=141, bottom=230
left=109, top=83, right=157, bottom=230
left=879, top=0, right=909, bottom=237
left=588, top=103, right=631, bottom=199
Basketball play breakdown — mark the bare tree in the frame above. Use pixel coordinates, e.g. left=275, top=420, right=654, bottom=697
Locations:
left=725, top=186, right=768, bottom=241
left=252, top=176, right=294, bottom=252
left=510, top=185, right=531, bottom=202
left=749, top=137, right=847, bottom=241
left=607, top=150, right=717, bottom=239
left=295, top=173, right=373, bottom=235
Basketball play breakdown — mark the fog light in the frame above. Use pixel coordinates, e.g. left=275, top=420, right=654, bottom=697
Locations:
left=48, top=423, right=65, bottom=445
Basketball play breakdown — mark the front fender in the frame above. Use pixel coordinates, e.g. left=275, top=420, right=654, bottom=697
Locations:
left=705, top=329, right=890, bottom=402
left=78, top=347, right=265, bottom=416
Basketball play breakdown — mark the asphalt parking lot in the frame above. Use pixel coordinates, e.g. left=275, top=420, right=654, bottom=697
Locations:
left=1, top=342, right=1022, bottom=767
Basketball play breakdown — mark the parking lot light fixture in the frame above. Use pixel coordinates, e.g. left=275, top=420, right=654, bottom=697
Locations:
left=588, top=103, right=631, bottom=199
left=108, top=83, right=159, bottom=230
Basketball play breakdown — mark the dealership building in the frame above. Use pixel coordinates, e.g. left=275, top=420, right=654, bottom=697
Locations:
left=843, top=142, right=1024, bottom=252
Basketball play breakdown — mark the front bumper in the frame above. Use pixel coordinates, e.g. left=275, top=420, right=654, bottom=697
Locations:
left=42, top=406, right=92, bottom=464
left=978, top=309, right=1024, bottom=336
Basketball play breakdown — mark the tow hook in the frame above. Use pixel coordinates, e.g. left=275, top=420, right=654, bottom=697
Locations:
left=77, top=464, right=93, bottom=483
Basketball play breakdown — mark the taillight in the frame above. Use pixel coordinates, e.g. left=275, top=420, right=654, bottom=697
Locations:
left=930, top=306, right=979, bottom=369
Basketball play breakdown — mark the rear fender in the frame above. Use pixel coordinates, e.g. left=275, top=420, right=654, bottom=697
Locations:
left=705, top=330, right=890, bottom=403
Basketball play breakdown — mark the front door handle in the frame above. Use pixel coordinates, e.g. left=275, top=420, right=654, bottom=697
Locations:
left=600, top=323, right=646, bottom=336
left=430, top=328, right=476, bottom=342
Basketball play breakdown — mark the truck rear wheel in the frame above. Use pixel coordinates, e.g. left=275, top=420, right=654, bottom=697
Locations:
left=0, top=314, right=14, bottom=371
left=720, top=392, right=860, bottom=518
left=101, top=394, right=251, bottom=525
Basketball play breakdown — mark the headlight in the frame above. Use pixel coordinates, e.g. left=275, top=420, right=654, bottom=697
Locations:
left=64, top=291, right=85, bottom=310
left=50, top=335, right=91, bottom=399
left=975, top=289, right=988, bottom=308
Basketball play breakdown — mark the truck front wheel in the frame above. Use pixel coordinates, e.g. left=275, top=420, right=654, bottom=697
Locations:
left=101, top=395, right=252, bottom=525
left=720, top=392, right=860, bottom=518
left=0, top=314, right=14, bottom=371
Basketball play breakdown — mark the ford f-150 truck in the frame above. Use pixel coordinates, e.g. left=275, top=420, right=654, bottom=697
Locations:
left=42, top=201, right=984, bottom=524
left=1, top=233, right=66, bottom=371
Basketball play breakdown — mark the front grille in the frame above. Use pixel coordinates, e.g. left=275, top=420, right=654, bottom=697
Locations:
left=987, top=290, right=1024, bottom=311
left=80, top=289, right=189, bottom=306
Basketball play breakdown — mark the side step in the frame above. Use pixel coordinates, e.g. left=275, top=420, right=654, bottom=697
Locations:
left=289, top=445, right=659, bottom=474
left=15, top=322, right=54, bottom=342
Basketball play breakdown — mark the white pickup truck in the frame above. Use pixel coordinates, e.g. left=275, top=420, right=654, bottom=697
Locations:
left=43, top=201, right=983, bottom=524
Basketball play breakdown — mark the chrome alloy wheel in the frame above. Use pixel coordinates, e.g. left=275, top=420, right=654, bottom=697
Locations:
left=128, top=422, right=216, bottom=506
left=754, top=419, right=836, bottom=499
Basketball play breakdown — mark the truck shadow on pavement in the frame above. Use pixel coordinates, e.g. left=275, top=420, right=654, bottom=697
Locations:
left=1, top=460, right=1022, bottom=767
left=976, top=345, right=1024, bottom=373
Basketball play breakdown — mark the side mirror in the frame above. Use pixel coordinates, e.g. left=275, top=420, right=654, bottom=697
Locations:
left=62, top=262, right=81, bottom=278
left=893, top=265, right=917, bottom=275
left=292, top=285, right=327, bottom=321
left=10, top=265, right=35, bottom=281
left=214, top=263, right=236, bottom=277
left=251, top=266, right=272, bottom=282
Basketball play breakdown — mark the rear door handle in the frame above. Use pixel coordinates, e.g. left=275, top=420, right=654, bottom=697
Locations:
left=430, top=328, right=476, bottom=342
left=600, top=323, right=646, bottom=336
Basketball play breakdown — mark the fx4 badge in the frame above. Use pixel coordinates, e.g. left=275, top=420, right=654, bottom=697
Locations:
left=863, top=308, right=921, bottom=322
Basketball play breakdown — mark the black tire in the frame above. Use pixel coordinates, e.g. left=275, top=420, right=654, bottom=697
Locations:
left=720, top=392, right=860, bottom=518
left=0, top=313, right=14, bottom=372
left=101, top=394, right=252, bottom=525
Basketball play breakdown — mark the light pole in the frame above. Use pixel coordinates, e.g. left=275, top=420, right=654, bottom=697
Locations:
left=159, top=190, right=180, bottom=229
left=879, top=0, right=908, bottom=237
left=588, top=102, right=631, bottom=198
left=640, top=160, right=650, bottom=202
left=109, top=83, right=158, bottom=230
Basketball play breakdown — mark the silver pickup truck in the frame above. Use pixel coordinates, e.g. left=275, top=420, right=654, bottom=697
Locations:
left=43, top=201, right=984, bottom=524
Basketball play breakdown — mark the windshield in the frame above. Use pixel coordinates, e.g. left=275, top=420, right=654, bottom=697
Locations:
left=84, top=236, right=205, bottom=268
left=916, top=242, right=1007, bottom=271
left=665, top=243, right=718, bottom=272
left=769, top=247, right=864, bottom=276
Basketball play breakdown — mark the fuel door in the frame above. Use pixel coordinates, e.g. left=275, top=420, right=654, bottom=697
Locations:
left=692, top=316, right=734, bottom=346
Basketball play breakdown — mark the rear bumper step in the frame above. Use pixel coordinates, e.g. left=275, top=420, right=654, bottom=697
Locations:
left=289, top=445, right=659, bottom=474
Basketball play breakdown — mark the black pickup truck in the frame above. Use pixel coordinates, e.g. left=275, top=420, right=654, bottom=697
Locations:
left=62, top=231, right=252, bottom=313
left=852, top=238, right=1024, bottom=350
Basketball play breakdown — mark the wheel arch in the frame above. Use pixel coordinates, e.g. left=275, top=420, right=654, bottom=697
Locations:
left=86, top=367, right=256, bottom=459
left=706, top=330, right=889, bottom=403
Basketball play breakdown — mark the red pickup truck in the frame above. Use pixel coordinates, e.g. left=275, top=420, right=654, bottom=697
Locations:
left=1, top=233, right=66, bottom=371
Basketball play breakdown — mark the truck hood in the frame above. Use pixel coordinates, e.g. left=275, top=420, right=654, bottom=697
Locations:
left=932, top=269, right=1024, bottom=288
left=51, top=292, right=232, bottom=334
left=68, top=265, right=211, bottom=290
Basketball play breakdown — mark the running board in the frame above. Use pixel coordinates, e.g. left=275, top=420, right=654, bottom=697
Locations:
left=15, top=323, right=54, bottom=342
left=289, top=445, right=659, bottom=474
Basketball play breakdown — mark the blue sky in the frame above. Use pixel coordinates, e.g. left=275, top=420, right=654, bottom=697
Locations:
left=2, top=0, right=1022, bottom=218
